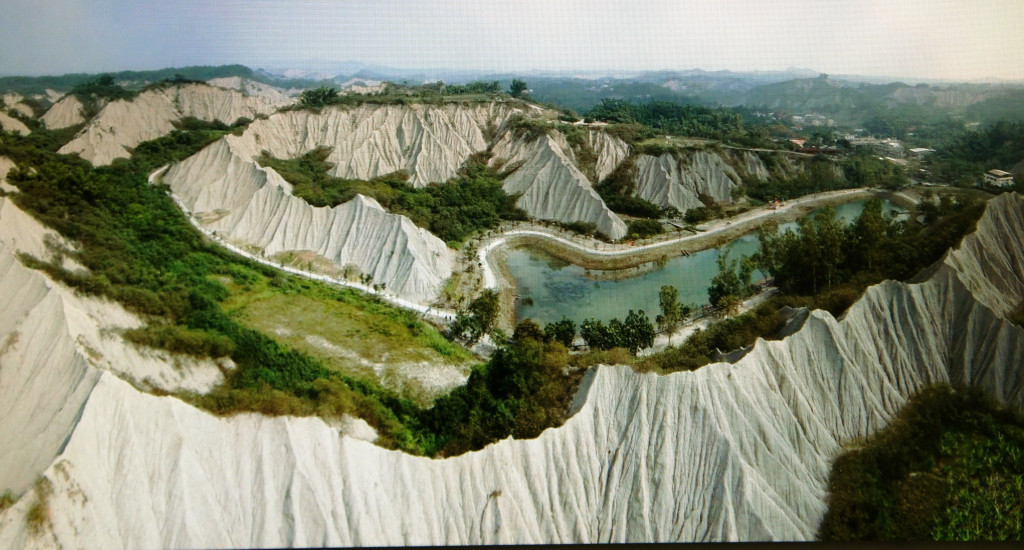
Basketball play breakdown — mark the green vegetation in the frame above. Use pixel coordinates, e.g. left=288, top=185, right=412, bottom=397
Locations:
left=26, top=478, right=52, bottom=536
left=449, top=290, right=501, bottom=345
left=929, top=120, right=1024, bottom=187
left=656, top=285, right=690, bottom=345
left=70, top=74, right=137, bottom=116
left=586, top=99, right=774, bottom=148
left=543, top=317, right=577, bottom=347
left=422, top=336, right=583, bottom=456
left=124, top=324, right=235, bottom=358
left=292, top=80, right=510, bottom=111
left=595, top=158, right=665, bottom=219
left=707, top=244, right=755, bottom=310
left=643, top=195, right=986, bottom=374
left=509, top=79, right=528, bottom=99
left=580, top=310, right=655, bottom=354
left=756, top=197, right=983, bottom=295
left=258, top=148, right=526, bottom=245
left=0, top=64, right=257, bottom=98
left=819, top=384, right=1024, bottom=541
left=0, top=490, right=14, bottom=512
left=625, top=219, right=663, bottom=239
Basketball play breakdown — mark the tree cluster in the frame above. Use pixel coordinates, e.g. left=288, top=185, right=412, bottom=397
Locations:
left=260, top=149, right=526, bottom=245
left=449, top=290, right=501, bottom=344
left=580, top=310, right=655, bottom=354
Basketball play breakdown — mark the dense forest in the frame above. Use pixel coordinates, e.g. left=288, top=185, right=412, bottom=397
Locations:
left=928, top=120, right=1024, bottom=187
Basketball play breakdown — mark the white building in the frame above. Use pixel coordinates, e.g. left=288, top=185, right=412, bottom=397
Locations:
left=984, top=169, right=1014, bottom=187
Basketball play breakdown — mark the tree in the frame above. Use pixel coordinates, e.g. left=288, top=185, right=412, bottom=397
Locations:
left=544, top=317, right=576, bottom=347
left=847, top=198, right=888, bottom=272
left=656, top=285, right=688, bottom=345
left=580, top=318, right=616, bottom=350
left=509, top=79, right=528, bottom=98
left=708, top=244, right=754, bottom=308
left=299, top=86, right=339, bottom=109
left=620, top=310, right=655, bottom=354
left=450, top=289, right=500, bottom=344
left=513, top=319, right=546, bottom=343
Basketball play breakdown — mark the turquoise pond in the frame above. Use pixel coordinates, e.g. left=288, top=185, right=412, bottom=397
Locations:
left=508, top=199, right=904, bottom=326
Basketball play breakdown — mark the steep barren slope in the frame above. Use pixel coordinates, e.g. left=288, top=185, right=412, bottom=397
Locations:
left=40, top=95, right=87, bottom=129
left=0, top=194, right=1021, bottom=546
left=2, top=93, right=34, bottom=118
left=206, top=76, right=293, bottom=103
left=633, top=149, right=772, bottom=211
left=492, top=130, right=628, bottom=240
left=161, top=136, right=455, bottom=303
left=587, top=129, right=630, bottom=182
left=0, top=156, right=15, bottom=193
left=0, top=199, right=226, bottom=498
left=58, top=83, right=290, bottom=165
left=0, top=112, right=29, bottom=136
left=232, top=102, right=517, bottom=186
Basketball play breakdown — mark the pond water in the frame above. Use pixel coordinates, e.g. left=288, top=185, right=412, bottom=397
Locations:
left=508, top=199, right=903, bottom=326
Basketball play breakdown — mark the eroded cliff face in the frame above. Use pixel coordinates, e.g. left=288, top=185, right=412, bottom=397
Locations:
left=160, top=120, right=459, bottom=303
left=228, top=102, right=516, bottom=186
left=0, top=198, right=226, bottom=500
left=160, top=102, right=634, bottom=297
left=631, top=149, right=776, bottom=211
left=58, top=83, right=291, bottom=165
left=40, top=95, right=87, bottom=130
left=0, top=112, right=29, bottom=136
left=491, top=130, right=628, bottom=240
left=0, top=191, right=1021, bottom=546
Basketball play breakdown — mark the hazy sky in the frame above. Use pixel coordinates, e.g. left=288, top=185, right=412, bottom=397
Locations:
left=1, top=0, right=1022, bottom=80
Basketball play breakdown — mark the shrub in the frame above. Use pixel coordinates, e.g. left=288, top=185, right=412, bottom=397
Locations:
left=26, top=478, right=52, bottom=536
left=626, top=219, right=663, bottom=239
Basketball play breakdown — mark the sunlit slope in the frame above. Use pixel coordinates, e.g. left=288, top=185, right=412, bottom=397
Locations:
left=39, top=95, right=87, bottom=130
left=0, top=189, right=1020, bottom=545
left=58, top=82, right=290, bottom=165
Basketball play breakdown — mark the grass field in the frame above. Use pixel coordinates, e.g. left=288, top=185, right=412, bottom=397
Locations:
left=218, top=265, right=475, bottom=404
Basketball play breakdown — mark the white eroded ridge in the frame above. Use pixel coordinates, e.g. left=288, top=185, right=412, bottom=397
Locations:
left=492, top=130, right=628, bottom=240
left=160, top=129, right=458, bottom=303
left=58, top=83, right=291, bottom=165
left=0, top=193, right=1021, bottom=546
left=40, top=95, right=87, bottom=130
left=0, top=111, right=30, bottom=136
left=633, top=149, right=769, bottom=211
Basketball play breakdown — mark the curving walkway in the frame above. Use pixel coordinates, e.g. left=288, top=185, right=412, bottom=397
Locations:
left=477, top=187, right=880, bottom=290
left=153, top=162, right=907, bottom=328
left=149, top=166, right=458, bottom=323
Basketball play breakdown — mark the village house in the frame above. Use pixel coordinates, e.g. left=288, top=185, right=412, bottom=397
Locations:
left=984, top=169, right=1014, bottom=187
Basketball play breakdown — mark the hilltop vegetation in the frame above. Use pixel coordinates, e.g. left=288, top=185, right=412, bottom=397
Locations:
left=258, top=147, right=527, bottom=246
left=819, top=384, right=1024, bottom=541
left=928, top=120, right=1024, bottom=187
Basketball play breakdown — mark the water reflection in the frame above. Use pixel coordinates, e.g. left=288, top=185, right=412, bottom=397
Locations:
left=508, top=199, right=902, bottom=326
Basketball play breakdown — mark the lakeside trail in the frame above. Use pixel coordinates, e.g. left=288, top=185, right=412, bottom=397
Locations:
left=153, top=161, right=914, bottom=341
left=478, top=187, right=916, bottom=329
left=149, top=166, right=459, bottom=324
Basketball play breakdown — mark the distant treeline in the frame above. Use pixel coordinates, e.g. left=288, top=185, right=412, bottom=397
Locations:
left=585, top=98, right=772, bottom=147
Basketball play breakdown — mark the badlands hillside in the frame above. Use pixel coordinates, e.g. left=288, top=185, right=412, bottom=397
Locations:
left=57, top=82, right=292, bottom=165
left=32, top=82, right=809, bottom=303
left=145, top=88, right=799, bottom=300
left=0, top=176, right=1021, bottom=544
left=3, top=73, right=1021, bottom=546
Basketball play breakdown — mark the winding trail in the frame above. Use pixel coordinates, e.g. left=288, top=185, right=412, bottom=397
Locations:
left=149, top=166, right=459, bottom=323
left=477, top=187, right=886, bottom=290
left=154, top=162, right=908, bottom=329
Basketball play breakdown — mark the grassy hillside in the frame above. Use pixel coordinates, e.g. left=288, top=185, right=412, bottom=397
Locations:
left=819, top=384, right=1024, bottom=541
